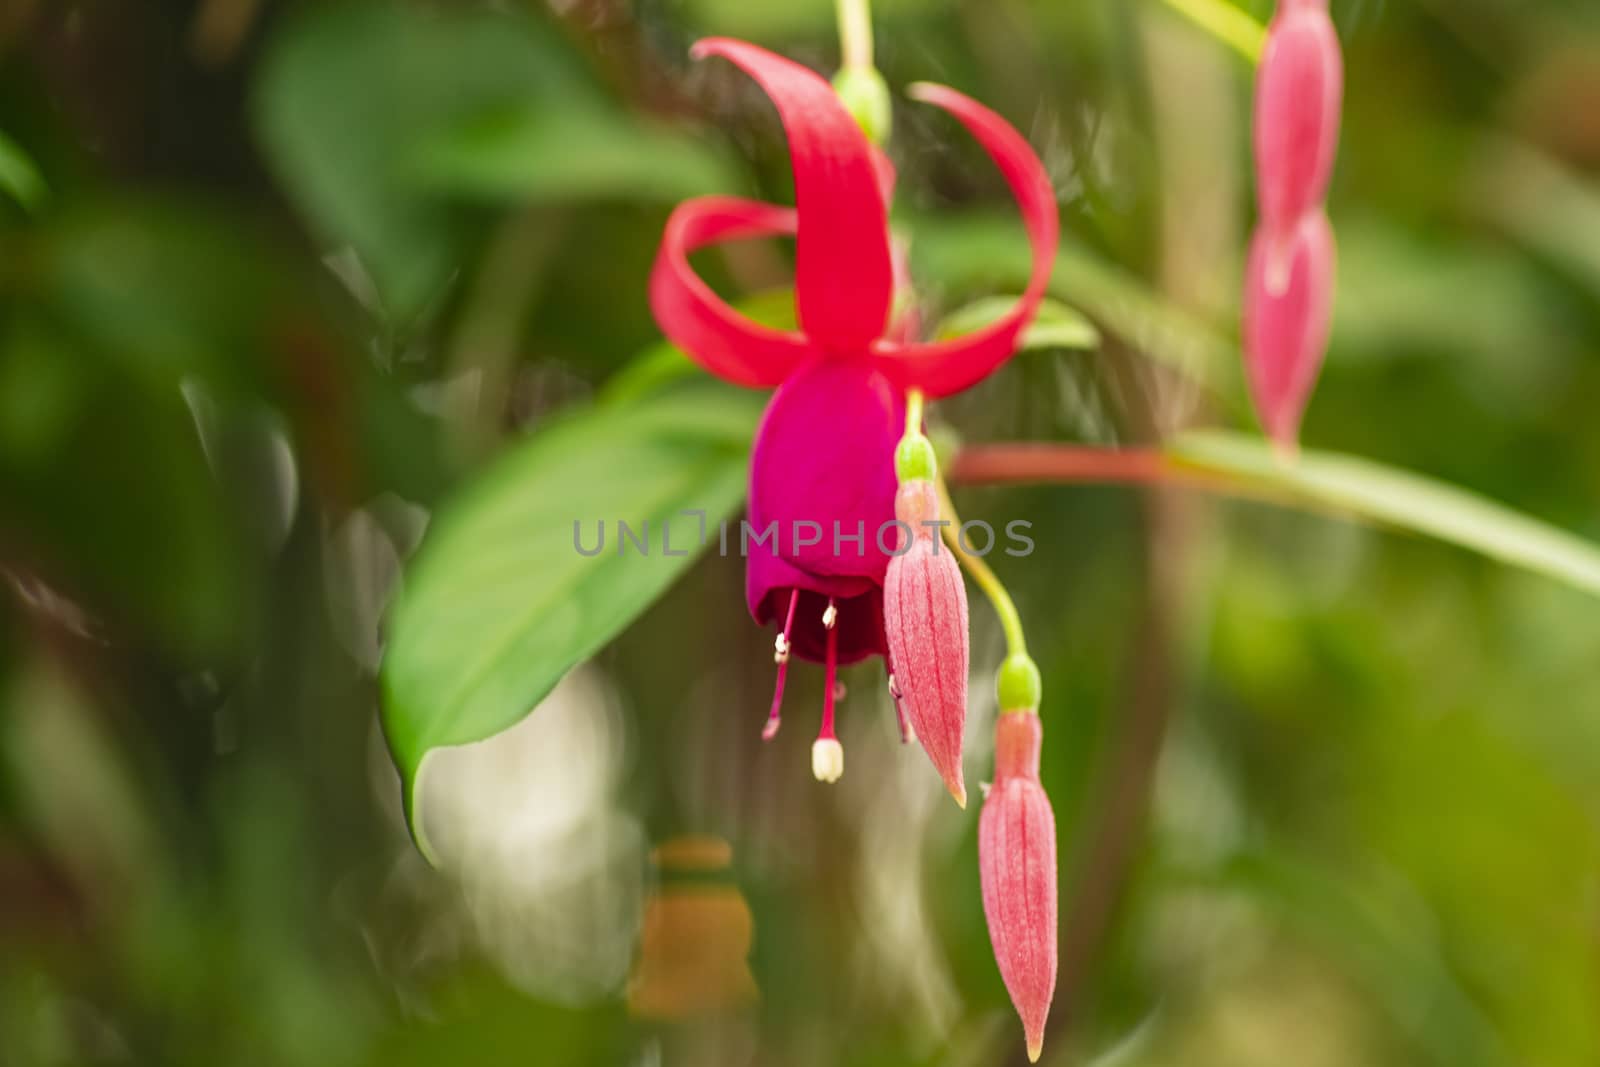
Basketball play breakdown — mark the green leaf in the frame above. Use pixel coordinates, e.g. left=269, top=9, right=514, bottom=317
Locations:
left=597, top=288, right=797, bottom=408
left=1155, top=0, right=1265, bottom=64
left=380, top=384, right=763, bottom=861
left=255, top=3, right=734, bottom=325
left=34, top=200, right=288, bottom=395
left=0, top=316, right=251, bottom=657
left=255, top=4, right=591, bottom=323
left=414, top=108, right=736, bottom=203
left=934, top=295, right=1101, bottom=352
left=0, top=129, right=46, bottom=213
left=1167, top=432, right=1600, bottom=597
left=910, top=214, right=1242, bottom=401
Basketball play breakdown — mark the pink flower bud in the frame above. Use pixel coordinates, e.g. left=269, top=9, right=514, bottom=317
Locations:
left=980, top=712, right=1057, bottom=1062
left=1244, top=210, right=1335, bottom=450
left=893, top=478, right=940, bottom=536
left=884, top=481, right=969, bottom=806
left=1254, top=3, right=1342, bottom=234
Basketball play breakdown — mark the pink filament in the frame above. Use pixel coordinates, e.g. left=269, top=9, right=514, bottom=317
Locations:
left=819, top=618, right=839, bottom=741
left=762, top=589, right=801, bottom=741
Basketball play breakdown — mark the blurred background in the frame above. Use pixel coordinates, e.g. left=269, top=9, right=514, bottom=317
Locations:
left=4, top=0, right=1600, bottom=1064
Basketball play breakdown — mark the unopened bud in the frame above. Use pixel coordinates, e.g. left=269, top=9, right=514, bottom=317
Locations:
left=980, top=712, right=1057, bottom=1062
left=885, top=536, right=969, bottom=806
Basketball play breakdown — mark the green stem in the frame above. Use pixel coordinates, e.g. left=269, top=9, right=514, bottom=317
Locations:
left=936, top=477, right=1027, bottom=657
left=835, top=0, right=874, bottom=70
left=904, top=388, right=925, bottom=438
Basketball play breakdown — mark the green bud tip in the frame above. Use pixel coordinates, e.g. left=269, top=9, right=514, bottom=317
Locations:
left=832, top=66, right=893, bottom=146
left=894, top=433, right=937, bottom=483
left=996, top=653, right=1042, bottom=713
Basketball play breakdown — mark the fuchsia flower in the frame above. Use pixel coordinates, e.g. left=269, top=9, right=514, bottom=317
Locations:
left=979, top=710, right=1058, bottom=1063
left=884, top=476, right=971, bottom=806
left=650, top=38, right=1056, bottom=779
left=1246, top=0, right=1342, bottom=451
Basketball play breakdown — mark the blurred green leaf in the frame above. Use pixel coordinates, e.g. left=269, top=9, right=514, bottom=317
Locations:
left=1467, top=138, right=1600, bottom=303
left=1155, top=0, right=1265, bottom=63
left=1168, top=431, right=1600, bottom=597
left=255, top=3, right=589, bottom=323
left=256, top=3, right=734, bottom=325
left=598, top=288, right=797, bottom=407
left=415, top=108, right=737, bottom=203
left=381, top=383, right=762, bottom=861
left=33, top=201, right=289, bottom=395
left=0, top=130, right=46, bottom=213
left=1332, top=218, right=1567, bottom=401
left=935, top=294, right=1101, bottom=352
left=911, top=215, right=1242, bottom=400
left=0, top=318, right=249, bottom=656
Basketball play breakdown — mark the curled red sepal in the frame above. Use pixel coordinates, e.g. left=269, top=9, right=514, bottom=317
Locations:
left=979, top=712, right=1057, bottom=1063
left=649, top=195, right=814, bottom=387
left=873, top=83, right=1059, bottom=398
left=692, top=38, right=894, bottom=355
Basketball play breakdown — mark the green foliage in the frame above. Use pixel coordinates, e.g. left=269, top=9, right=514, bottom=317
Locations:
left=935, top=294, right=1102, bottom=353
left=1169, top=432, right=1600, bottom=598
left=0, top=129, right=46, bottom=213
left=255, top=3, right=733, bottom=325
left=380, top=383, right=761, bottom=860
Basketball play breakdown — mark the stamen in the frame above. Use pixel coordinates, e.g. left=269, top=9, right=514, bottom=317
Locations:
left=763, top=660, right=790, bottom=742
left=763, top=590, right=800, bottom=742
left=833, top=681, right=847, bottom=702
left=888, top=672, right=912, bottom=744
left=821, top=622, right=839, bottom=738
left=821, top=598, right=838, bottom=630
left=811, top=622, right=843, bottom=783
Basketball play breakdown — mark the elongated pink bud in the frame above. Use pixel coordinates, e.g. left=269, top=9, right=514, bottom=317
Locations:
left=1254, top=3, right=1342, bottom=234
left=980, top=711, right=1057, bottom=1062
left=884, top=479, right=969, bottom=807
left=1244, top=210, right=1334, bottom=450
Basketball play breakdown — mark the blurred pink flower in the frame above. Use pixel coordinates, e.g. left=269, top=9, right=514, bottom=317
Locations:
left=1244, top=210, right=1335, bottom=449
left=1254, top=0, right=1343, bottom=236
left=1245, top=0, right=1342, bottom=451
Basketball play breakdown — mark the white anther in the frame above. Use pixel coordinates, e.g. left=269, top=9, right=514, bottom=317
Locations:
left=832, top=681, right=847, bottom=702
left=774, top=632, right=790, bottom=664
left=811, top=738, right=844, bottom=783
left=822, top=600, right=838, bottom=629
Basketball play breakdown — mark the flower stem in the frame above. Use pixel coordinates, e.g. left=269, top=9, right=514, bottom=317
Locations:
left=936, top=476, right=1028, bottom=658
left=905, top=388, right=924, bottom=438
left=835, top=0, right=874, bottom=70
